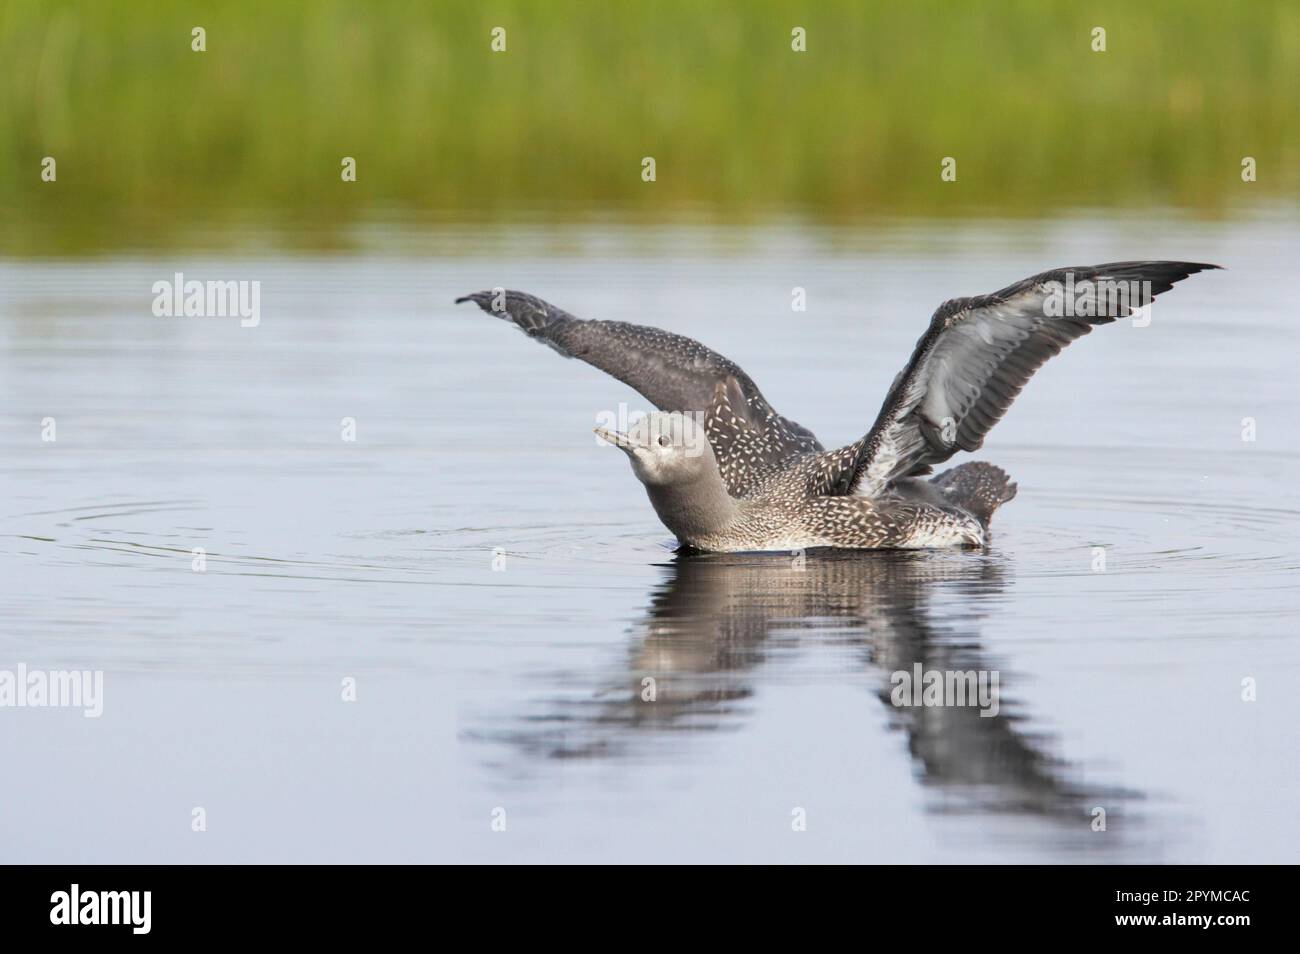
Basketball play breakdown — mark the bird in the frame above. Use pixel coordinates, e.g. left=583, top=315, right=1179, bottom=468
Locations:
left=456, top=261, right=1219, bottom=552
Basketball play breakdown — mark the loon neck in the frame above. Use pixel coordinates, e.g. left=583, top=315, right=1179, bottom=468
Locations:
left=644, top=470, right=739, bottom=546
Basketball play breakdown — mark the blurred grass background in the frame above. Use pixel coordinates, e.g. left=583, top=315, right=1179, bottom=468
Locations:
left=1, top=0, right=1297, bottom=254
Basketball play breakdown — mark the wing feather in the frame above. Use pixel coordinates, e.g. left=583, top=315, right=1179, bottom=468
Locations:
left=822, top=261, right=1220, bottom=497
left=457, top=290, right=822, bottom=494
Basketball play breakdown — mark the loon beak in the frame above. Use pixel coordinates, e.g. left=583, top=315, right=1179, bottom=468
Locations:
left=594, top=426, right=645, bottom=452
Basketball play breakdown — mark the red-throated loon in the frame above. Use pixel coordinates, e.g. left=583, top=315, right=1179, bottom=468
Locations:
left=457, top=261, right=1219, bottom=551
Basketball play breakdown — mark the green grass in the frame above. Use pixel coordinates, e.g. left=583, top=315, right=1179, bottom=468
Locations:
left=2, top=0, right=1297, bottom=253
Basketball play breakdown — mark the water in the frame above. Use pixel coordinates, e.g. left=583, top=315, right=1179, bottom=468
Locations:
left=2, top=214, right=1297, bottom=863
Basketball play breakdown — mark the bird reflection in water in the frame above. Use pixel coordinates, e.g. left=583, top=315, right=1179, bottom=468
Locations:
left=484, top=548, right=1138, bottom=826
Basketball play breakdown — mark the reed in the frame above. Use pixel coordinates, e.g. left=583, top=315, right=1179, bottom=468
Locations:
left=2, top=0, right=1296, bottom=253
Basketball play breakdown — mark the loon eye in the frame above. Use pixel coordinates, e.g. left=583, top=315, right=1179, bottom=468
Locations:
left=657, top=434, right=671, bottom=448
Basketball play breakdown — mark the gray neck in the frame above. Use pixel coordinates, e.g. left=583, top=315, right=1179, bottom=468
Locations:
left=644, top=470, right=739, bottom=546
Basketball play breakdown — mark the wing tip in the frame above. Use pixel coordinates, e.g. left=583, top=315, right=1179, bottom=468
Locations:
left=455, top=289, right=561, bottom=336
left=1151, top=260, right=1224, bottom=294
left=1081, top=260, right=1223, bottom=300
left=455, top=290, right=523, bottom=317
left=1178, top=261, right=1224, bottom=274
left=1117, top=260, right=1224, bottom=279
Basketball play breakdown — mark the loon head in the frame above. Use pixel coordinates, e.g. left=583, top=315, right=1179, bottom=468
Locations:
left=595, top=411, right=716, bottom=488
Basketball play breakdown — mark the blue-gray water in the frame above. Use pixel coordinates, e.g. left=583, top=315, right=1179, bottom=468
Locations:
left=2, top=214, right=1297, bottom=863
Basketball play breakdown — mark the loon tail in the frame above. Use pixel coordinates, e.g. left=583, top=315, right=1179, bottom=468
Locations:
left=930, top=462, right=1017, bottom=529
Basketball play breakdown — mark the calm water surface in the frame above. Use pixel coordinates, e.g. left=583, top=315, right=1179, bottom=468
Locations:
left=2, top=216, right=1297, bottom=863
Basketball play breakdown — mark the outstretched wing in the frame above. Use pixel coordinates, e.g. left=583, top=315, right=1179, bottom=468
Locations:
left=457, top=290, right=822, bottom=494
left=824, top=261, right=1220, bottom=497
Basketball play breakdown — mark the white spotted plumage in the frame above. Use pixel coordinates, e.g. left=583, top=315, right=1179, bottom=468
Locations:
left=458, top=264, right=1216, bottom=551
